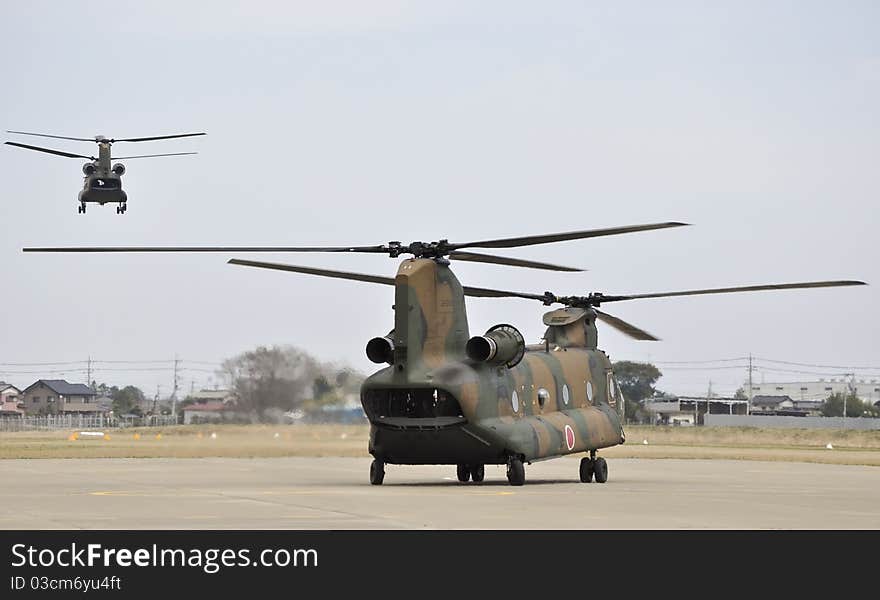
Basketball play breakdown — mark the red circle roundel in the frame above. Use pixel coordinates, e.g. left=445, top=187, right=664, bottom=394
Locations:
left=564, top=425, right=576, bottom=451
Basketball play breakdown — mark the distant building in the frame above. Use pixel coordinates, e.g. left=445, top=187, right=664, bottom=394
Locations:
left=0, top=382, right=22, bottom=403
left=182, top=389, right=238, bottom=424
left=187, top=389, right=237, bottom=404
left=183, top=401, right=229, bottom=424
left=644, top=396, right=748, bottom=426
left=748, top=379, right=880, bottom=405
left=20, top=380, right=102, bottom=415
left=750, top=395, right=795, bottom=414
left=0, top=383, right=23, bottom=415
left=95, top=396, right=114, bottom=413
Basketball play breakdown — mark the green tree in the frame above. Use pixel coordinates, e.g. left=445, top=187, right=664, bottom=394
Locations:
left=612, top=361, right=662, bottom=424
left=821, top=392, right=880, bottom=418
left=112, top=385, right=145, bottom=415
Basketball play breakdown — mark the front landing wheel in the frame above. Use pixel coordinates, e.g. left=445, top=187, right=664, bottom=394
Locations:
left=370, top=459, right=385, bottom=485
left=506, top=457, right=525, bottom=486
left=579, top=457, right=594, bottom=483
left=593, top=457, right=608, bottom=483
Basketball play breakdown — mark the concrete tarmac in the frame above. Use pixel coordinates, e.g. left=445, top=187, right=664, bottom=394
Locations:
left=2, top=457, right=878, bottom=529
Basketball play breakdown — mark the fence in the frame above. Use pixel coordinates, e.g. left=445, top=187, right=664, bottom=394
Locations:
left=705, top=414, right=880, bottom=430
left=0, top=414, right=180, bottom=432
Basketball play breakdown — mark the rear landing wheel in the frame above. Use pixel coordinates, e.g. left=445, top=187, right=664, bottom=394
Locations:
left=369, top=459, right=385, bottom=485
left=506, top=457, right=525, bottom=486
left=579, top=457, right=594, bottom=483
left=78, top=204, right=85, bottom=214
left=470, top=464, right=485, bottom=483
left=456, top=464, right=471, bottom=482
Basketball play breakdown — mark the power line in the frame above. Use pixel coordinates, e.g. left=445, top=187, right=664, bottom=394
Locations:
left=660, top=365, right=748, bottom=371
left=754, top=357, right=880, bottom=370
left=0, top=360, right=87, bottom=367
left=653, top=357, right=749, bottom=365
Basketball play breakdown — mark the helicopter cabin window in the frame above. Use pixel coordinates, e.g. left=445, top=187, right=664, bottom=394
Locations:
left=606, top=373, right=621, bottom=408
left=90, top=178, right=120, bottom=189
left=362, top=388, right=463, bottom=420
left=586, top=381, right=594, bottom=405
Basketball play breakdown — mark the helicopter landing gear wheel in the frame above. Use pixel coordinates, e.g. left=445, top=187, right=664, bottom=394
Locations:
left=593, top=457, right=608, bottom=483
left=579, top=457, right=594, bottom=482
left=506, top=457, right=525, bottom=486
left=456, top=464, right=471, bottom=483
left=78, top=203, right=85, bottom=214
left=470, top=464, right=485, bottom=483
left=369, top=459, right=385, bottom=485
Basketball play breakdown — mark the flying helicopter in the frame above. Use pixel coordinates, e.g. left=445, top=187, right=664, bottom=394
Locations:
left=5, top=130, right=205, bottom=214
left=23, top=222, right=867, bottom=485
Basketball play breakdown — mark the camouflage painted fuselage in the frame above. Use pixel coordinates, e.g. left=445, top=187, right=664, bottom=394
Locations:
left=78, top=141, right=127, bottom=206
left=362, top=258, right=625, bottom=465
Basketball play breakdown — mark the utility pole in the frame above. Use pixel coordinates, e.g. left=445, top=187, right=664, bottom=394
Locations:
left=842, top=372, right=856, bottom=421
left=171, top=356, right=180, bottom=421
left=704, top=380, right=713, bottom=425
left=747, top=354, right=753, bottom=416
left=87, top=356, right=92, bottom=388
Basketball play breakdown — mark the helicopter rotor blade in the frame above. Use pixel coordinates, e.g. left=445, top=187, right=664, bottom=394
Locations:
left=112, top=152, right=199, bottom=159
left=227, top=259, right=396, bottom=286
left=6, top=130, right=96, bottom=142
left=23, top=245, right=389, bottom=253
left=594, top=309, right=660, bottom=341
left=4, top=141, right=94, bottom=160
left=461, top=286, right=550, bottom=301
left=451, top=222, right=689, bottom=251
left=448, top=251, right=583, bottom=272
left=111, top=132, right=207, bottom=143
left=597, top=280, right=868, bottom=303
left=227, top=259, right=554, bottom=301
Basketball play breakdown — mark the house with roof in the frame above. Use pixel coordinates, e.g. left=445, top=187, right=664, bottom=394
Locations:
left=20, top=380, right=102, bottom=415
left=0, top=383, right=24, bottom=416
left=0, top=383, right=23, bottom=414
left=750, top=395, right=803, bottom=416
left=1, top=382, right=21, bottom=402
left=182, top=389, right=239, bottom=424
left=183, top=401, right=228, bottom=424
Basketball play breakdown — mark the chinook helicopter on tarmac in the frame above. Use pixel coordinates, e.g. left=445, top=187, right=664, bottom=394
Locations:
left=5, top=130, right=205, bottom=214
left=24, top=222, right=865, bottom=485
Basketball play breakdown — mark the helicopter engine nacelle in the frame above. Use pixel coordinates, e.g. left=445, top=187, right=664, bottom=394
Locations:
left=366, top=335, right=395, bottom=364
left=112, top=163, right=126, bottom=176
left=82, top=163, right=96, bottom=176
left=466, top=324, right=525, bottom=368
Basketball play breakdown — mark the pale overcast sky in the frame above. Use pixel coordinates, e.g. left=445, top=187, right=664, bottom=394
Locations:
left=1, top=1, right=877, bottom=397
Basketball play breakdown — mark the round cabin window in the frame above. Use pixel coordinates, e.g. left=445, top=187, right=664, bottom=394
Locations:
left=537, top=388, right=550, bottom=408
left=586, top=381, right=594, bottom=404
left=511, top=390, right=519, bottom=413
left=562, top=384, right=570, bottom=406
